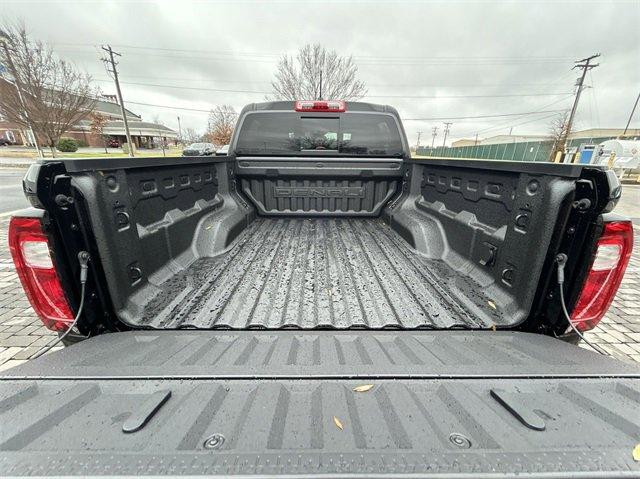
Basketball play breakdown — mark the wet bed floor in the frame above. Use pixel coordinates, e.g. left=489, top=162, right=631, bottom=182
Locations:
left=139, top=218, right=499, bottom=329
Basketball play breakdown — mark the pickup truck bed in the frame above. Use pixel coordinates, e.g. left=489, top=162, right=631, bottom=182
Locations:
left=143, top=217, right=486, bottom=329
left=36, top=154, right=598, bottom=334
left=1, top=331, right=639, bottom=477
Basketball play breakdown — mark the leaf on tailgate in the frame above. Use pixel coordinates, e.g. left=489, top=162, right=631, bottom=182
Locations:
left=333, top=416, right=344, bottom=430
left=491, top=324, right=497, bottom=332
left=487, top=300, right=497, bottom=310
left=633, top=444, right=640, bottom=461
left=353, top=384, right=374, bottom=392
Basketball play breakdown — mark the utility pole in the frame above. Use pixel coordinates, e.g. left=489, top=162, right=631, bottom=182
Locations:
left=0, top=32, right=43, bottom=158
left=442, top=122, right=452, bottom=147
left=474, top=133, right=479, bottom=146
left=318, top=70, right=323, bottom=100
left=177, top=116, right=183, bottom=143
left=623, top=91, right=639, bottom=137
left=416, top=131, right=423, bottom=149
left=101, top=45, right=135, bottom=157
left=561, top=53, right=600, bottom=154
left=431, top=126, right=438, bottom=148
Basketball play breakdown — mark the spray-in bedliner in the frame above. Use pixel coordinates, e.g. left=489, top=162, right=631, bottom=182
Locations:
left=138, top=218, right=504, bottom=329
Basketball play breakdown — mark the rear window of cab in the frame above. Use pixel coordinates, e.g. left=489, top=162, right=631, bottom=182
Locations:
left=235, top=112, right=404, bottom=156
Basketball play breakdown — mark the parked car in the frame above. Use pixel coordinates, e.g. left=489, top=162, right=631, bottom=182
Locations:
left=182, top=142, right=215, bottom=156
left=3, top=100, right=638, bottom=477
left=0, top=137, right=14, bottom=146
left=107, top=138, right=120, bottom=148
left=215, top=144, right=230, bottom=155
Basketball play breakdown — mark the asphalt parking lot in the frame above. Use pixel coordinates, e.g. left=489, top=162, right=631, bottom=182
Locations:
left=0, top=167, right=639, bottom=370
left=0, top=168, right=30, bottom=215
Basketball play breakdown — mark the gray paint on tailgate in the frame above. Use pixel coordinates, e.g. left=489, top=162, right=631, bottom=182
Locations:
left=4, top=331, right=639, bottom=379
left=1, top=331, right=638, bottom=476
left=0, top=378, right=638, bottom=476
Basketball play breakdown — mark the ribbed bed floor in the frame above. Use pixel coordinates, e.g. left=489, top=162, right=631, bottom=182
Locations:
left=140, top=218, right=496, bottom=329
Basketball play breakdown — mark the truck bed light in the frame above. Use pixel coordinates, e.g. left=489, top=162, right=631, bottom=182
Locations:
left=295, top=100, right=346, bottom=112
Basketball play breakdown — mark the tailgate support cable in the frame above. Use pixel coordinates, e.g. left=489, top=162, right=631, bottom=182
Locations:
left=555, top=254, right=606, bottom=355
left=32, top=251, right=91, bottom=359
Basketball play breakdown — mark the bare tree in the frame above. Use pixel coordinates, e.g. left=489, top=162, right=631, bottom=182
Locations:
left=0, top=22, right=97, bottom=156
left=182, top=127, right=201, bottom=144
left=89, top=112, right=109, bottom=154
left=206, top=105, right=237, bottom=146
left=548, top=111, right=570, bottom=161
left=152, top=114, right=165, bottom=126
left=271, top=44, right=367, bottom=101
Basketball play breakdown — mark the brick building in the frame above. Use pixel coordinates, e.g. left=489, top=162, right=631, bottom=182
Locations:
left=0, top=82, right=177, bottom=148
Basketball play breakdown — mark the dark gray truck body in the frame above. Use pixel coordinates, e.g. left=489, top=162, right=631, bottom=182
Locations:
left=3, top=101, right=638, bottom=477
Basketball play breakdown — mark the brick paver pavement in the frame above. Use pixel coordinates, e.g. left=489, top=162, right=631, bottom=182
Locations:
left=0, top=217, right=639, bottom=370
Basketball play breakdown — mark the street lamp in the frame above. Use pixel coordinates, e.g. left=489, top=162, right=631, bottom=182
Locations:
left=0, top=29, right=43, bottom=158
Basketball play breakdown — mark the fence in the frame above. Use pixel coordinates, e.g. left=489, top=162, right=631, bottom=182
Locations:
left=415, top=136, right=630, bottom=162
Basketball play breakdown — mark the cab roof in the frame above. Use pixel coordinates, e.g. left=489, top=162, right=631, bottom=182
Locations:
left=239, top=101, right=401, bottom=117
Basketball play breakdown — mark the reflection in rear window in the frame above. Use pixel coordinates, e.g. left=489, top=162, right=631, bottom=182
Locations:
left=236, top=112, right=403, bottom=156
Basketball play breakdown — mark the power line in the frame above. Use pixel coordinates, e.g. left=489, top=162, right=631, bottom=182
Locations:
left=471, top=95, right=573, bottom=136
left=55, top=42, right=573, bottom=63
left=94, top=79, right=270, bottom=94
left=124, top=100, right=213, bottom=113
left=59, top=47, right=574, bottom=68
left=365, top=92, right=570, bottom=99
left=117, top=75, right=272, bottom=84
left=402, top=108, right=567, bottom=121
left=86, top=67, right=578, bottom=88
left=469, top=112, right=563, bottom=139
left=101, top=45, right=135, bottom=157
left=560, top=53, right=600, bottom=152
left=356, top=59, right=571, bottom=66
left=623, top=91, right=640, bottom=136
left=445, top=88, right=575, bottom=140
left=54, top=43, right=282, bottom=57
left=588, top=71, right=601, bottom=128
left=58, top=48, right=279, bottom=64
left=118, top=101, right=570, bottom=126
left=94, top=78, right=570, bottom=99
left=90, top=73, right=577, bottom=89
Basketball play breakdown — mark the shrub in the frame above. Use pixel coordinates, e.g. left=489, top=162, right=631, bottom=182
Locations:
left=56, top=137, right=78, bottom=152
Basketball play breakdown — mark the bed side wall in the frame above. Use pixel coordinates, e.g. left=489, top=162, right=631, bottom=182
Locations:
left=383, top=160, right=576, bottom=326
left=71, top=158, right=255, bottom=323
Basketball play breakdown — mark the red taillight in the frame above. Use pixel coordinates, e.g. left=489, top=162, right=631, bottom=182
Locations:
left=294, top=100, right=346, bottom=112
left=8, top=217, right=74, bottom=332
left=571, top=221, right=633, bottom=332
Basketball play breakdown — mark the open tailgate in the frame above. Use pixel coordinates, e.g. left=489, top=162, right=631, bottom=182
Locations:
left=1, top=331, right=639, bottom=477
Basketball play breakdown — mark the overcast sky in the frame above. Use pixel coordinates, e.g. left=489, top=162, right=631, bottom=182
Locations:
left=4, top=0, right=640, bottom=146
